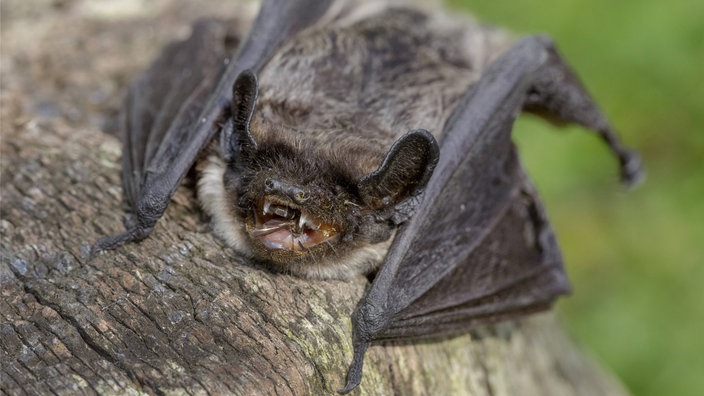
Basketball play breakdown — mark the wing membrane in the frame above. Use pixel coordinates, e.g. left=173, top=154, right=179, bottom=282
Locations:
left=122, top=20, right=234, bottom=210
left=341, top=37, right=570, bottom=393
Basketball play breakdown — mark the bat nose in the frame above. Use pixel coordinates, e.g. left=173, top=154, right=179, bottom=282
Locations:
left=263, top=178, right=310, bottom=204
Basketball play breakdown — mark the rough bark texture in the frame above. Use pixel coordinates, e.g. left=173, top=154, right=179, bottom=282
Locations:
left=1, top=1, right=630, bottom=395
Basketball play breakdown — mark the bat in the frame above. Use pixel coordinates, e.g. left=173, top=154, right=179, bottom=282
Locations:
left=94, top=0, right=643, bottom=393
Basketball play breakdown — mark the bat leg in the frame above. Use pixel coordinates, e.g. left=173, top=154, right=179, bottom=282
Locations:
left=339, top=342, right=368, bottom=394
left=91, top=195, right=163, bottom=254
left=522, top=36, right=643, bottom=186
left=91, top=226, right=153, bottom=254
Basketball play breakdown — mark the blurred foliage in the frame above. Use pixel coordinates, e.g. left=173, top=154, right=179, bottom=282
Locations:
left=447, top=0, right=704, bottom=394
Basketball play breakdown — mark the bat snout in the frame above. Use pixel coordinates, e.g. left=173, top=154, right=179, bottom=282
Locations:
left=248, top=195, right=340, bottom=253
left=263, top=178, right=311, bottom=204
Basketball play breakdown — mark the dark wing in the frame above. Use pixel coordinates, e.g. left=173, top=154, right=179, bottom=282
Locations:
left=341, top=36, right=643, bottom=393
left=120, top=19, right=236, bottom=221
left=95, top=0, right=333, bottom=251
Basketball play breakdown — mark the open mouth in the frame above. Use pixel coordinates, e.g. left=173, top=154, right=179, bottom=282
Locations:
left=249, top=197, right=340, bottom=251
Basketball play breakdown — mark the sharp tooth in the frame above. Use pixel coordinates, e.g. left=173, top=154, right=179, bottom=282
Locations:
left=299, top=212, right=323, bottom=230
left=263, top=199, right=272, bottom=215
left=274, top=206, right=290, bottom=218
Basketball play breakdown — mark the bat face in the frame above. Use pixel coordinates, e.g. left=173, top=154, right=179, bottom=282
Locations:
left=221, top=127, right=392, bottom=275
left=199, top=71, right=439, bottom=279
left=237, top=161, right=350, bottom=255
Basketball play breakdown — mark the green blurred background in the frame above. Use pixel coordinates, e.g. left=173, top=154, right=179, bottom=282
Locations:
left=448, top=0, right=703, bottom=395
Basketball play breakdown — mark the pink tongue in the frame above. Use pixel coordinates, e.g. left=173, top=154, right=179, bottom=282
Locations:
left=260, top=228, right=293, bottom=250
left=255, top=219, right=317, bottom=251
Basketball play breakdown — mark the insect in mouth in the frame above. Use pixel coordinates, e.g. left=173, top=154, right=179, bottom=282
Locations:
left=94, top=0, right=642, bottom=392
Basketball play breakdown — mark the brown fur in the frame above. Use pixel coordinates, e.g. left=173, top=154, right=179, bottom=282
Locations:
left=198, top=1, right=513, bottom=279
left=254, top=6, right=511, bottom=177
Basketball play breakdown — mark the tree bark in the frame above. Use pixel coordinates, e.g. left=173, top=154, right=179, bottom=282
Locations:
left=1, top=1, right=629, bottom=395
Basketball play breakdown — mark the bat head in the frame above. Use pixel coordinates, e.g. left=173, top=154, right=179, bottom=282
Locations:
left=217, top=71, right=439, bottom=278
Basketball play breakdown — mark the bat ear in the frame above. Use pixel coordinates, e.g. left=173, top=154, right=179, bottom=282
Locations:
left=358, top=129, right=439, bottom=224
left=221, top=70, right=259, bottom=162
